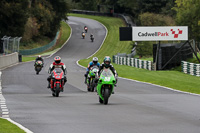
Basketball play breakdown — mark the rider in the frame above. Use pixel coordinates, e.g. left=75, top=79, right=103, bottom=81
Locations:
left=47, top=56, right=67, bottom=88
left=98, top=56, right=118, bottom=87
left=84, top=26, right=88, bottom=31
left=84, top=57, right=100, bottom=84
left=90, top=33, right=94, bottom=39
left=82, top=31, right=85, bottom=37
left=34, top=55, right=44, bottom=66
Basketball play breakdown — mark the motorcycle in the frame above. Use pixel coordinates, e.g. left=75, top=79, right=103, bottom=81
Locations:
left=90, top=36, right=94, bottom=42
left=35, top=60, right=43, bottom=75
left=87, top=66, right=99, bottom=92
left=82, top=32, right=85, bottom=39
left=50, top=68, right=65, bottom=97
left=97, top=68, right=116, bottom=105
left=84, top=27, right=88, bottom=33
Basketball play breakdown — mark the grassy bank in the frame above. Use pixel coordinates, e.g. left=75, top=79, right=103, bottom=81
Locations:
left=73, top=13, right=200, bottom=94
left=22, top=21, right=71, bottom=62
left=0, top=118, right=25, bottom=133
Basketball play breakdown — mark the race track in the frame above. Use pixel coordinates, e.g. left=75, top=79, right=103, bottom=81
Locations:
left=1, top=16, right=200, bottom=133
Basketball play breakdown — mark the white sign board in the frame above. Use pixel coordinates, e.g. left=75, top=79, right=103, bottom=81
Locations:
left=132, top=26, right=188, bottom=41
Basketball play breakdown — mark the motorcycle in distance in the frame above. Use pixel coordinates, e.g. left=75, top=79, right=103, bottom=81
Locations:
left=35, top=60, right=43, bottom=75
left=90, top=36, right=94, bottom=42
left=84, top=27, right=88, bottom=33
left=82, top=32, right=85, bottom=39
left=50, top=68, right=65, bottom=97
left=96, top=68, right=116, bottom=105
left=87, top=66, right=99, bottom=92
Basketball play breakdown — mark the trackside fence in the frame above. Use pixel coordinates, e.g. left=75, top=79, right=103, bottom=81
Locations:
left=19, top=31, right=59, bottom=55
left=181, top=61, right=200, bottom=77
left=113, top=55, right=153, bottom=71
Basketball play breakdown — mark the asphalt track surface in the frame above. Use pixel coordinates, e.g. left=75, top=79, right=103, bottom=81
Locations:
left=1, top=16, right=200, bottom=133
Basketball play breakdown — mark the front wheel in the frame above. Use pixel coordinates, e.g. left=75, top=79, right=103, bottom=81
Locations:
left=55, top=83, right=60, bottom=97
left=103, top=88, right=110, bottom=105
left=99, top=97, right=103, bottom=104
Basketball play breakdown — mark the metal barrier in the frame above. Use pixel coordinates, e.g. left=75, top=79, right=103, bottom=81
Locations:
left=1, top=36, right=22, bottom=55
left=182, top=61, right=200, bottom=77
left=113, top=55, right=153, bottom=71
left=19, top=31, right=59, bottom=55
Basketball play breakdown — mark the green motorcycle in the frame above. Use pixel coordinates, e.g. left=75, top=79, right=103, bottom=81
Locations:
left=87, top=66, right=99, bottom=92
left=97, top=68, right=116, bottom=105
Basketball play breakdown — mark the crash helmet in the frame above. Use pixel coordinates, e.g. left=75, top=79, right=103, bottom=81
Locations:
left=38, top=55, right=42, bottom=59
left=103, top=56, right=111, bottom=68
left=93, top=57, right=98, bottom=65
left=54, top=56, right=61, bottom=64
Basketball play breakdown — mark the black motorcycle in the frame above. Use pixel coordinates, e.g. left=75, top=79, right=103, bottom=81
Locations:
left=91, top=36, right=94, bottom=42
left=34, top=60, right=43, bottom=74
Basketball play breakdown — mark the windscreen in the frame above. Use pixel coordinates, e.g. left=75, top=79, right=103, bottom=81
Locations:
left=53, top=68, right=63, bottom=73
left=101, top=69, right=113, bottom=77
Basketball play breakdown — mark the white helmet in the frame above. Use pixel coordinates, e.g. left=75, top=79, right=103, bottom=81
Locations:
left=93, top=57, right=98, bottom=64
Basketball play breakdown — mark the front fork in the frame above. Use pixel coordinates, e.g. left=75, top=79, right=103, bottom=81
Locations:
left=51, top=80, right=64, bottom=89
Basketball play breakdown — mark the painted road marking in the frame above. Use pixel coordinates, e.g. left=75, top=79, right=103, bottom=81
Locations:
left=0, top=71, right=33, bottom=132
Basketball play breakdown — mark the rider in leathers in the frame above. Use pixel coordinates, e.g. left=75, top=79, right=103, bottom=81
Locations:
left=34, top=55, right=44, bottom=67
left=98, top=56, right=118, bottom=88
left=47, top=56, right=67, bottom=88
left=84, top=57, right=100, bottom=84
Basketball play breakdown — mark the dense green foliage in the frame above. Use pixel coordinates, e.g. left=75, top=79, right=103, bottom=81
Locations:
left=0, top=0, right=29, bottom=38
left=174, top=0, right=200, bottom=41
left=0, top=0, right=70, bottom=43
left=136, top=41, right=153, bottom=57
left=139, top=12, right=175, bottom=26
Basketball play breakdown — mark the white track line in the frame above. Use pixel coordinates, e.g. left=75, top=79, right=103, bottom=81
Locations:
left=0, top=71, right=33, bottom=133
left=75, top=18, right=200, bottom=97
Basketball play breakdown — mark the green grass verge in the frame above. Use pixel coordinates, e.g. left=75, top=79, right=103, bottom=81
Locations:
left=22, top=21, right=71, bottom=62
left=72, top=13, right=200, bottom=94
left=0, top=118, right=25, bottom=133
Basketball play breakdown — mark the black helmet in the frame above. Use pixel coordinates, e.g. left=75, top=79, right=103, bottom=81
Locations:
left=103, top=56, right=111, bottom=68
left=93, top=57, right=98, bottom=65
left=54, top=56, right=61, bottom=64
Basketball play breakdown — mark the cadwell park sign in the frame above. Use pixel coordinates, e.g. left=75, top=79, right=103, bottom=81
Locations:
left=132, top=26, right=188, bottom=41
left=119, top=26, right=188, bottom=41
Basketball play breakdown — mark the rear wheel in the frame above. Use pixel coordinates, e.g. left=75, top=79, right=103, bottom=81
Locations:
left=55, top=83, right=60, bottom=97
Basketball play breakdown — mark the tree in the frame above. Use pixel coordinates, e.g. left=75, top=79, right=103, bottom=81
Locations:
left=48, top=0, right=70, bottom=37
left=0, top=0, right=29, bottom=38
left=139, top=12, right=175, bottom=26
left=30, top=0, right=54, bottom=38
left=174, top=0, right=200, bottom=41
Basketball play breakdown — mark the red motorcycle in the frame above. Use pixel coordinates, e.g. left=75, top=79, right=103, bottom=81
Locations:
left=84, top=26, right=88, bottom=33
left=50, top=68, right=65, bottom=97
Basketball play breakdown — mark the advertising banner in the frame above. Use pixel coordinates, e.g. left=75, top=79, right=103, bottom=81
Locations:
left=132, top=26, right=188, bottom=41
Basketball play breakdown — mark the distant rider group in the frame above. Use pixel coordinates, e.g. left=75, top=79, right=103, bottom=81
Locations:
left=82, top=26, right=94, bottom=42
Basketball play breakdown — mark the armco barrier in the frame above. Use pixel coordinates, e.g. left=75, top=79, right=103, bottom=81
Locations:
left=113, top=55, right=153, bottom=70
left=19, top=31, right=59, bottom=55
left=0, top=52, right=18, bottom=69
left=181, top=61, right=200, bottom=76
